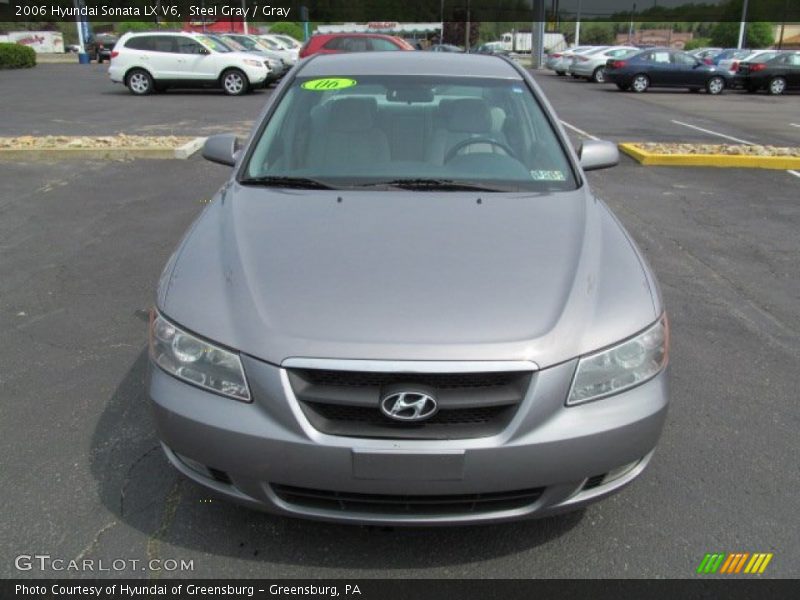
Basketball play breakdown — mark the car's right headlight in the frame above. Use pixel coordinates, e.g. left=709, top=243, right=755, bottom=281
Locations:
left=149, top=312, right=251, bottom=402
left=567, top=315, right=669, bottom=406
left=243, top=58, right=263, bottom=67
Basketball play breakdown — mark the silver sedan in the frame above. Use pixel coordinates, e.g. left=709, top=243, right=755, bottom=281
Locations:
left=149, top=52, right=669, bottom=525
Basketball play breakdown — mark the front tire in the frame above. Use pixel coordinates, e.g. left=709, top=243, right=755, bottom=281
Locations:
left=768, top=76, right=786, bottom=95
left=706, top=76, right=725, bottom=95
left=221, top=69, right=250, bottom=96
left=592, top=67, right=605, bottom=83
left=126, top=69, right=153, bottom=96
left=631, top=74, right=650, bottom=93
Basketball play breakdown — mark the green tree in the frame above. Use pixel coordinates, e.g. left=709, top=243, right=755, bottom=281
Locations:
left=442, top=22, right=480, bottom=48
left=267, top=22, right=305, bottom=42
left=580, top=23, right=615, bottom=45
left=710, top=21, right=775, bottom=48
left=684, top=38, right=712, bottom=51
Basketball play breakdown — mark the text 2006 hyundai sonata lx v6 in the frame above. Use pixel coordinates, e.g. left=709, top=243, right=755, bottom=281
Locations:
left=148, top=52, right=669, bottom=525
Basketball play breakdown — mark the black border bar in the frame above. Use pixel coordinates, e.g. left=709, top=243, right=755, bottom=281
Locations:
left=3, top=579, right=799, bottom=600
left=1, top=0, right=799, bottom=23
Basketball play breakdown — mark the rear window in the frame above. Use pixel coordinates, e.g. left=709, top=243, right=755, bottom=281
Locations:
left=243, top=74, right=577, bottom=192
left=125, top=36, right=154, bottom=51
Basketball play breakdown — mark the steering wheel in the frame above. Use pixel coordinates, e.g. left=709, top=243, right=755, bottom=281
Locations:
left=444, top=137, right=518, bottom=164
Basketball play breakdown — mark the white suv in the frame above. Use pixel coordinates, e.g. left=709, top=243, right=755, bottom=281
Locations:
left=108, top=31, right=270, bottom=96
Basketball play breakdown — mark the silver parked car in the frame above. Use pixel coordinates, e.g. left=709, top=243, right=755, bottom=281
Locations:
left=569, top=46, right=638, bottom=82
left=149, top=52, right=670, bottom=525
left=546, top=45, right=601, bottom=75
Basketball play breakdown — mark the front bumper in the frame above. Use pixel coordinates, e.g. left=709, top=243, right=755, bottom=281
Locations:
left=241, top=65, right=268, bottom=85
left=150, top=356, right=669, bottom=525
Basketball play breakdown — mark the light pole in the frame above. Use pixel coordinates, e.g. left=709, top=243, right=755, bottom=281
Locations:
left=440, top=0, right=445, bottom=41
left=530, top=0, right=545, bottom=69
left=242, top=0, right=248, bottom=34
left=575, top=0, right=582, bottom=46
left=736, top=0, right=749, bottom=49
left=628, top=3, right=637, bottom=44
left=464, top=0, right=470, bottom=51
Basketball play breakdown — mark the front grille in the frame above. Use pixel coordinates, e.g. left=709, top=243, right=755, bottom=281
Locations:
left=310, top=402, right=505, bottom=425
left=299, top=369, right=520, bottom=389
left=288, top=368, right=532, bottom=440
left=272, top=484, right=544, bottom=516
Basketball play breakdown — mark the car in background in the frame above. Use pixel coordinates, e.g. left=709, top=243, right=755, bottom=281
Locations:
left=268, top=33, right=302, bottom=51
left=216, top=34, right=289, bottom=82
left=428, top=44, right=463, bottom=53
left=257, top=34, right=300, bottom=65
left=735, top=51, right=800, bottom=95
left=108, top=31, right=269, bottom=96
left=86, top=33, right=118, bottom=63
left=152, top=52, right=669, bottom=525
left=605, top=47, right=729, bottom=94
left=546, top=46, right=600, bottom=76
left=471, top=43, right=511, bottom=56
left=709, top=48, right=747, bottom=65
left=688, top=47, right=722, bottom=64
left=299, top=33, right=415, bottom=58
left=569, top=46, right=637, bottom=83
left=718, top=49, right=780, bottom=77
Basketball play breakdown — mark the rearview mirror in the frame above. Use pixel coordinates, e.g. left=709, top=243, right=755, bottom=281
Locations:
left=579, top=140, right=619, bottom=172
left=202, top=134, right=239, bottom=167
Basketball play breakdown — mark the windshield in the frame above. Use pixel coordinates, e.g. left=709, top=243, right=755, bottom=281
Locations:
left=196, top=35, right=231, bottom=53
left=213, top=36, right=247, bottom=52
left=274, top=35, right=300, bottom=48
left=259, top=37, right=283, bottom=50
left=226, top=35, right=261, bottom=51
left=243, top=75, right=576, bottom=192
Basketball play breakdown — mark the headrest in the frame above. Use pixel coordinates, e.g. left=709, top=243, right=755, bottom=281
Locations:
left=329, top=97, right=378, bottom=132
left=443, top=98, right=492, bottom=134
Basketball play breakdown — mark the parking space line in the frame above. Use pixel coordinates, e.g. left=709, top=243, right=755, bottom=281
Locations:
left=788, top=170, right=800, bottom=179
left=560, top=120, right=599, bottom=141
left=670, top=120, right=755, bottom=145
left=791, top=124, right=800, bottom=128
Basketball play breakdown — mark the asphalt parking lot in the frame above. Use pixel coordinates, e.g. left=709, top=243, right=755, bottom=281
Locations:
left=1, top=63, right=798, bottom=579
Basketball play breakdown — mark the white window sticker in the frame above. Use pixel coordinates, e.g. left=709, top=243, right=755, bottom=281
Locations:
left=530, top=170, right=566, bottom=181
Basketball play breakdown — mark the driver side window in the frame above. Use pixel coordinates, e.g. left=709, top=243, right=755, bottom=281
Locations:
left=176, top=39, right=206, bottom=55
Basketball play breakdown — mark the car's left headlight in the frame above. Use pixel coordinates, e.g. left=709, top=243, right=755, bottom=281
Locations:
left=567, top=315, right=669, bottom=406
left=149, top=312, right=251, bottom=402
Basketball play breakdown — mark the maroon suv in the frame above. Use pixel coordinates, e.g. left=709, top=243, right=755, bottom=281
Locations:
left=299, top=33, right=415, bottom=59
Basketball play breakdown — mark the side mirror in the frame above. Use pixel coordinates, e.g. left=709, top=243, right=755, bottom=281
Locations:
left=202, top=134, right=239, bottom=167
left=579, top=140, right=619, bottom=172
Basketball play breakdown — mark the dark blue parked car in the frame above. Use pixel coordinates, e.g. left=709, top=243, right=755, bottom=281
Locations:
left=605, top=47, right=730, bottom=94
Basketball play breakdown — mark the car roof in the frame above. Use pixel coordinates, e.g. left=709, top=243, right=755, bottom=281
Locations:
left=298, top=52, right=522, bottom=79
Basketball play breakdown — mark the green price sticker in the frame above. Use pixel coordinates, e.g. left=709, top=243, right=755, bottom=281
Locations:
left=301, top=78, right=358, bottom=91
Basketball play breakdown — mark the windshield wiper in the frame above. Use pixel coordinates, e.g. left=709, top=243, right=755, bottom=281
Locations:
left=239, top=176, right=336, bottom=190
left=356, top=178, right=509, bottom=192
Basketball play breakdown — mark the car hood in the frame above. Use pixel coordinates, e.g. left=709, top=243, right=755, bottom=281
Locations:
left=158, top=185, right=660, bottom=367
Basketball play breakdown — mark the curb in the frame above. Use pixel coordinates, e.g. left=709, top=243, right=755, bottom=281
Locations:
left=0, top=137, right=206, bottom=161
left=619, top=143, right=800, bottom=170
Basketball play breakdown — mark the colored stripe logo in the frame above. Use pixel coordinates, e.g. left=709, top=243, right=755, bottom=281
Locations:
left=697, top=553, right=773, bottom=574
